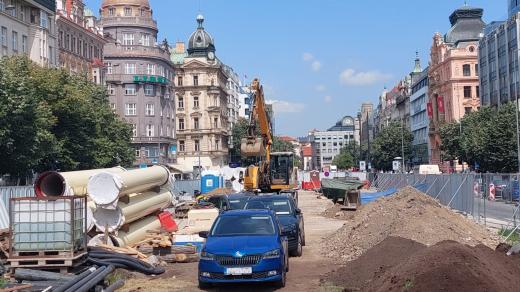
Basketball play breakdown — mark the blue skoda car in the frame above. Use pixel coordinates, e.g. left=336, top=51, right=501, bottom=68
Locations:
left=198, top=209, right=289, bottom=288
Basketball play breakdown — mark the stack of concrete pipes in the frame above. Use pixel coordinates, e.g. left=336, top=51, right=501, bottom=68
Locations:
left=35, top=165, right=174, bottom=247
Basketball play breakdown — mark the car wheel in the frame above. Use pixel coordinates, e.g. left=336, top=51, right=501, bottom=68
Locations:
left=301, top=223, right=306, bottom=246
left=290, top=234, right=303, bottom=257
left=275, top=269, right=286, bottom=288
left=198, top=280, right=212, bottom=289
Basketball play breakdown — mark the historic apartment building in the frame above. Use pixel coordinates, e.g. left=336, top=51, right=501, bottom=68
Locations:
left=428, top=5, right=484, bottom=165
left=172, top=15, right=234, bottom=170
left=98, top=0, right=175, bottom=166
left=56, top=0, right=106, bottom=84
left=0, top=0, right=57, bottom=66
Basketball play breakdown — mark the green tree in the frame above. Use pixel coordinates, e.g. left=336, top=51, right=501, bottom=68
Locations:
left=0, top=56, right=134, bottom=181
left=332, top=150, right=355, bottom=170
left=372, top=121, right=413, bottom=171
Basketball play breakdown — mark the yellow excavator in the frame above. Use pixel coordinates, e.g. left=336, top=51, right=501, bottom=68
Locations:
left=241, top=79, right=297, bottom=196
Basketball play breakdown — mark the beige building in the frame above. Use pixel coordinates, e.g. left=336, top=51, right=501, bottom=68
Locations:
left=56, top=0, right=106, bottom=84
left=0, top=0, right=57, bottom=67
left=172, top=15, right=235, bottom=170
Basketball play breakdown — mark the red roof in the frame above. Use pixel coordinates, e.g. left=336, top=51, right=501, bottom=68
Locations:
left=302, top=145, right=312, bottom=157
left=278, top=136, right=297, bottom=142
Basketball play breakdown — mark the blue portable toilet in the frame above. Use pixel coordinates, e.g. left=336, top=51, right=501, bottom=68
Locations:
left=201, top=170, right=222, bottom=194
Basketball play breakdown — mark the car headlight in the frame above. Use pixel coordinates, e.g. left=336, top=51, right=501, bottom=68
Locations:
left=200, top=251, right=216, bottom=261
left=263, top=249, right=281, bottom=259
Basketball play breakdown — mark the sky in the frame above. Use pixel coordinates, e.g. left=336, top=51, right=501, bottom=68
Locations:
left=84, top=0, right=505, bottom=137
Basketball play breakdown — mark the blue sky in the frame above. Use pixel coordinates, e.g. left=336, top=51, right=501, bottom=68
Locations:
left=85, top=0, right=505, bottom=137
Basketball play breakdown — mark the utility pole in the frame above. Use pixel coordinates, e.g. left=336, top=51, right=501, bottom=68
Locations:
left=367, top=111, right=371, bottom=170
left=516, top=48, right=520, bottom=174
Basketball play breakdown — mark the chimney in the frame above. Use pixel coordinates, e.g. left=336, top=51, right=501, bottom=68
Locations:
left=175, top=41, right=185, bottom=54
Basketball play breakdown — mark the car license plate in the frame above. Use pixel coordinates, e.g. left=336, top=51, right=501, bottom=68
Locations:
left=225, top=267, right=252, bottom=275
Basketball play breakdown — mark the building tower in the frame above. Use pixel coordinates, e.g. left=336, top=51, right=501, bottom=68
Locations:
left=99, top=0, right=176, bottom=166
left=173, top=15, right=233, bottom=170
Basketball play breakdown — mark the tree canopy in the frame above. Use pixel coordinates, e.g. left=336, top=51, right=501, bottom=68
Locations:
left=0, top=56, right=134, bottom=182
left=372, top=122, right=413, bottom=171
left=440, top=103, right=518, bottom=173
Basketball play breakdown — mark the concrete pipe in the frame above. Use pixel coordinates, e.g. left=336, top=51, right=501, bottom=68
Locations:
left=113, top=215, right=162, bottom=247
left=93, top=189, right=173, bottom=233
left=87, top=166, right=170, bottom=208
left=35, top=167, right=126, bottom=197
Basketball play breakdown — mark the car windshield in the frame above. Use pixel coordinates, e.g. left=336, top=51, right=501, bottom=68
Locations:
left=211, top=215, right=275, bottom=236
left=228, top=197, right=249, bottom=210
left=245, top=199, right=292, bottom=215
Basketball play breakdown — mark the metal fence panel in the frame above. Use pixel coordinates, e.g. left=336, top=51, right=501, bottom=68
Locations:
left=0, top=186, right=35, bottom=226
left=172, top=179, right=201, bottom=196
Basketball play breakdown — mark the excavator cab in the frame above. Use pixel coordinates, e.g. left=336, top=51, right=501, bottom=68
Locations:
left=270, top=152, right=295, bottom=189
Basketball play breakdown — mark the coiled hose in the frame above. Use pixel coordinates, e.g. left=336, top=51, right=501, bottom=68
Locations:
left=88, top=248, right=165, bottom=275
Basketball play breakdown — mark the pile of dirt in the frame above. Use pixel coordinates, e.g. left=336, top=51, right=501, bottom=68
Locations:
left=323, top=187, right=499, bottom=262
left=321, top=203, right=360, bottom=220
left=325, top=237, right=520, bottom=292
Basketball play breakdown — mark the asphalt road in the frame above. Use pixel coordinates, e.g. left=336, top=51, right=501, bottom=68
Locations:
left=473, top=196, right=520, bottom=224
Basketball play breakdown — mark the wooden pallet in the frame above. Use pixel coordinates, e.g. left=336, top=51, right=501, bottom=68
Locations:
left=10, top=249, right=84, bottom=258
left=8, top=252, right=87, bottom=268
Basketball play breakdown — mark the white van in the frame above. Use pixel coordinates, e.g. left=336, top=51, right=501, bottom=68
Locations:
left=415, top=164, right=441, bottom=175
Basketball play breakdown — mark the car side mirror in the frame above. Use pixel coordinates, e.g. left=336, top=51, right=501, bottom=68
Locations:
left=222, top=205, right=229, bottom=211
left=199, top=231, right=209, bottom=239
left=295, top=208, right=302, bottom=215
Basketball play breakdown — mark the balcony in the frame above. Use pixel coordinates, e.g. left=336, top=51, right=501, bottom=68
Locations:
left=99, top=16, right=157, bottom=30
left=104, top=44, right=170, bottom=62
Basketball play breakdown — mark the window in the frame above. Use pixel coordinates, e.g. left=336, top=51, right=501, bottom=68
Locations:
left=125, top=63, right=136, bottom=74
left=125, top=84, right=136, bottom=95
left=166, top=126, right=170, bottom=138
left=179, top=140, right=185, bottom=152
left=215, top=139, right=220, bottom=151
left=125, top=103, right=136, bottom=116
left=147, top=64, right=155, bottom=75
left=0, top=0, right=4, bottom=11
left=193, top=96, right=199, bottom=108
left=108, top=7, right=115, bottom=16
left=476, top=86, right=480, bottom=98
left=106, top=62, right=113, bottom=74
left=463, top=86, right=472, bottom=98
left=123, top=33, right=134, bottom=45
left=475, top=64, right=479, bottom=76
left=40, top=10, right=48, bottom=28
left=178, top=118, right=185, bottom=130
left=1, top=27, right=6, bottom=47
left=107, top=84, right=115, bottom=95
left=146, top=124, right=154, bottom=137
left=141, top=34, right=150, bottom=46
left=463, top=64, right=471, bottom=76
left=11, top=31, right=17, bottom=52
left=213, top=117, right=218, bottom=128
left=22, top=35, right=27, bottom=53
left=144, top=84, right=154, bottom=96
left=145, top=104, right=154, bottom=116
left=193, top=75, right=198, bottom=86
left=178, top=97, right=184, bottom=109
left=135, top=148, right=141, bottom=157
left=194, top=139, right=200, bottom=152
left=124, top=7, right=132, bottom=16
left=194, top=117, right=199, bottom=129
left=131, top=124, right=137, bottom=137
left=465, top=107, right=472, bottom=114
left=177, top=76, right=183, bottom=86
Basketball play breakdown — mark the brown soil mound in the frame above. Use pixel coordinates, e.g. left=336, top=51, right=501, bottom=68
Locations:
left=326, top=237, right=426, bottom=291
left=366, top=240, right=520, bottom=292
left=323, top=187, right=499, bottom=262
left=326, top=237, right=520, bottom=292
left=322, top=203, right=360, bottom=220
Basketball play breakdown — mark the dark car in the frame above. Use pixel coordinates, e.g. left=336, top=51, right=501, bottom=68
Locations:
left=198, top=209, right=289, bottom=288
left=244, top=194, right=305, bottom=257
left=207, top=192, right=254, bottom=212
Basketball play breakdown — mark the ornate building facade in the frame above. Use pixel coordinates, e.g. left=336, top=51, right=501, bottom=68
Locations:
left=172, top=15, right=235, bottom=170
left=98, top=0, right=175, bottom=166
left=428, top=5, right=484, bottom=166
left=56, top=0, right=106, bottom=84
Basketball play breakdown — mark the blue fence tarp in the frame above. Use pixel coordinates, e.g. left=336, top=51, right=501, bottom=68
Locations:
left=361, top=188, right=398, bottom=204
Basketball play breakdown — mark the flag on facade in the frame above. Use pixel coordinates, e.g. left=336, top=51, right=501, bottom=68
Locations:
left=437, top=96, right=445, bottom=113
left=427, top=101, right=433, bottom=117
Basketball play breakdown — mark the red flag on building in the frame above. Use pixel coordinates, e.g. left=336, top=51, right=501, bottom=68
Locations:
left=427, top=101, right=433, bottom=117
left=437, top=96, right=445, bottom=113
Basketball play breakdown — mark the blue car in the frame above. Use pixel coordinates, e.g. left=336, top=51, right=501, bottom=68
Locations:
left=198, top=209, right=289, bottom=288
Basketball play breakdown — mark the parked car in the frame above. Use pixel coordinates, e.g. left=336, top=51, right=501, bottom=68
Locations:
left=244, top=194, right=305, bottom=257
left=198, top=209, right=289, bottom=288
left=206, top=192, right=254, bottom=212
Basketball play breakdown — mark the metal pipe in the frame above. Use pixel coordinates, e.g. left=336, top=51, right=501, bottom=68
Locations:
left=35, top=167, right=126, bottom=197
left=75, top=265, right=115, bottom=292
left=87, top=165, right=170, bottom=208
left=51, top=267, right=97, bottom=292
left=104, top=279, right=125, bottom=292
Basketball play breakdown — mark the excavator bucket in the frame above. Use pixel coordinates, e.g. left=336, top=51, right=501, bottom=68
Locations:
left=241, top=137, right=266, bottom=157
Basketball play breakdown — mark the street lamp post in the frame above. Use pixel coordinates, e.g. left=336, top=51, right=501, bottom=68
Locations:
left=401, top=118, right=405, bottom=173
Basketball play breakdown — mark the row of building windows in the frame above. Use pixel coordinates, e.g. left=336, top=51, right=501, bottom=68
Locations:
left=58, top=30, right=101, bottom=60
left=314, top=135, right=354, bottom=141
left=107, top=6, right=148, bottom=17
left=177, top=117, right=220, bottom=130
left=135, top=146, right=160, bottom=159
left=177, top=139, right=221, bottom=152
left=121, top=32, right=155, bottom=46
left=0, top=26, right=28, bottom=54
left=108, top=84, right=171, bottom=97
left=130, top=123, right=174, bottom=138
left=0, top=1, right=52, bottom=30
left=122, top=103, right=173, bottom=118
left=106, top=62, right=171, bottom=78
left=462, top=64, right=479, bottom=77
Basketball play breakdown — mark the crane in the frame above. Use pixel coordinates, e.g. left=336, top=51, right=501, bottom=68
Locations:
left=241, top=79, right=297, bottom=195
